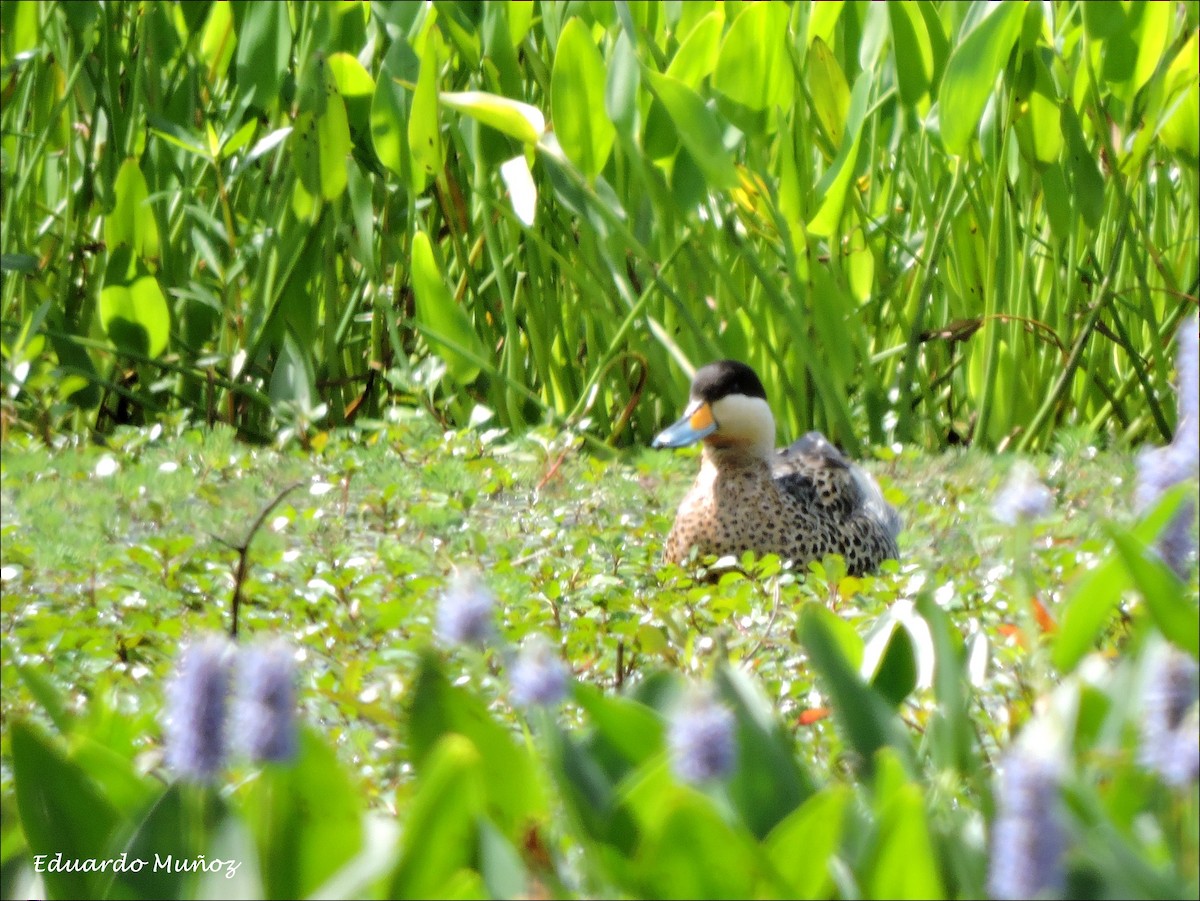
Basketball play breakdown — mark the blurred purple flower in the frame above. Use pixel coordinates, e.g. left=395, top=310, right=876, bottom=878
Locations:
left=1174, top=315, right=1198, bottom=455
left=237, top=641, right=299, bottom=764
left=164, top=636, right=233, bottom=782
left=436, top=570, right=495, bottom=647
left=992, top=463, right=1054, bottom=526
left=510, top=634, right=570, bottom=708
left=668, top=686, right=737, bottom=784
left=987, top=748, right=1066, bottom=900
left=1139, top=646, right=1200, bottom=787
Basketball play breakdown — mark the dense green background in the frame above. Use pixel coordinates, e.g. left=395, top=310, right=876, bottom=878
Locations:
left=2, top=1, right=1197, bottom=451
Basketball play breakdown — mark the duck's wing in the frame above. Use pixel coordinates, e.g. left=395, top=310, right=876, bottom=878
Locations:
left=773, top=431, right=902, bottom=539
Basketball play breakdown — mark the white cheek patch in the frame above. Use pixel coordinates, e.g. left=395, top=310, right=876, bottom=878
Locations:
left=710, top=395, right=776, bottom=455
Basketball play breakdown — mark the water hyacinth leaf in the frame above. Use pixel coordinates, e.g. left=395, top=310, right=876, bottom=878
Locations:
left=326, top=51, right=377, bottom=142
left=12, top=720, right=122, bottom=901
left=807, top=36, right=851, bottom=150
left=99, top=262, right=171, bottom=358
left=107, top=784, right=224, bottom=901
left=605, top=30, right=641, bottom=142
left=1053, top=494, right=1187, bottom=671
left=862, top=615, right=919, bottom=707
left=244, top=727, right=364, bottom=901
left=715, top=664, right=815, bottom=837
left=915, top=594, right=977, bottom=775
left=1104, top=517, right=1200, bottom=657
left=800, top=606, right=916, bottom=777
left=1157, top=32, right=1199, bottom=159
left=439, top=91, right=545, bottom=145
left=477, top=818, right=528, bottom=900
left=406, top=651, right=544, bottom=832
left=807, top=72, right=871, bottom=238
left=105, top=158, right=160, bottom=259
left=410, top=231, right=486, bottom=385
left=551, top=17, right=615, bottom=180
left=409, top=26, right=445, bottom=193
left=868, top=772, right=947, bottom=899
left=713, top=0, right=793, bottom=111
left=199, top=1, right=236, bottom=81
left=545, top=725, right=636, bottom=852
left=389, top=733, right=487, bottom=900
left=234, top=1, right=290, bottom=109
left=665, top=8, right=724, bottom=86
left=571, top=682, right=664, bottom=764
left=371, top=67, right=409, bottom=179
left=889, top=1, right=935, bottom=110
left=635, top=792, right=760, bottom=899
left=1061, top=103, right=1104, bottom=229
left=935, top=2, right=1025, bottom=155
left=764, top=784, right=850, bottom=898
left=643, top=69, right=739, bottom=190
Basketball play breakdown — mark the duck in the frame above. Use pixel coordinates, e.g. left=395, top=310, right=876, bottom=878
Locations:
left=652, top=360, right=901, bottom=576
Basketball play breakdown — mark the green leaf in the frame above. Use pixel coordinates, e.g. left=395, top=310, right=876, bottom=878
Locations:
left=406, top=651, right=543, bottom=833
left=800, top=606, right=916, bottom=778
left=410, top=232, right=487, bottom=385
left=104, top=159, right=160, bottom=260
left=243, top=728, right=364, bottom=900
left=862, top=615, right=919, bottom=707
left=643, top=69, right=738, bottom=191
left=439, top=91, right=544, bottom=145
left=371, top=66, right=410, bottom=180
left=807, top=36, right=850, bottom=150
left=764, top=785, right=850, bottom=898
left=409, top=26, right=446, bottom=192
left=713, top=1, right=794, bottom=111
left=12, top=720, right=122, bottom=901
left=99, top=259, right=171, bottom=359
left=234, top=0, right=290, bottom=109
left=665, top=9, right=724, bottom=86
left=889, top=1, right=935, bottom=110
left=388, top=733, right=485, bottom=900
left=807, top=72, right=871, bottom=238
left=1060, top=103, right=1104, bottom=229
left=1105, top=516, right=1200, bottom=657
left=572, top=681, right=664, bottom=765
left=935, top=2, right=1024, bottom=155
left=550, top=17, right=615, bottom=180
left=866, top=754, right=946, bottom=900
left=15, top=664, right=73, bottom=734
left=715, top=663, right=816, bottom=838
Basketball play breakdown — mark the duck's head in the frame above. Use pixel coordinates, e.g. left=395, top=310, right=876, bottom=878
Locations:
left=652, top=360, right=776, bottom=458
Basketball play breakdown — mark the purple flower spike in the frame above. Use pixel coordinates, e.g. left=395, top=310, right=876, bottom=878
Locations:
left=987, top=748, right=1067, bottom=900
left=992, top=463, right=1054, bottom=526
left=510, top=635, right=570, bottom=709
left=668, top=686, right=737, bottom=784
left=238, top=641, right=299, bottom=764
left=164, top=636, right=233, bottom=782
left=436, top=570, right=496, bottom=647
left=1139, top=645, right=1200, bottom=788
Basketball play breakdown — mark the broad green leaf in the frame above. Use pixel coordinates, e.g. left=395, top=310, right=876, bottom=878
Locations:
left=572, top=682, right=664, bottom=765
left=99, top=264, right=171, bottom=358
left=665, top=9, right=724, bottom=86
left=410, top=232, right=486, bottom=385
left=104, top=158, right=160, bottom=260
left=551, top=17, right=614, bottom=180
left=371, top=69, right=409, bottom=179
left=936, top=3, right=1024, bottom=154
left=406, top=651, right=543, bottom=832
left=12, top=720, right=122, bottom=901
left=439, top=91, right=544, bottom=144
left=715, top=663, right=816, bottom=838
left=867, top=759, right=946, bottom=900
left=1105, top=515, right=1200, bottom=657
left=807, top=0, right=845, bottom=46
left=800, top=606, right=916, bottom=778
left=243, top=728, right=364, bottom=901
left=409, top=26, right=445, bottom=192
left=199, top=1, right=236, bottom=81
left=713, top=1, right=793, bottom=111
left=889, top=1, right=935, bottom=111
left=643, top=69, right=739, bottom=191
left=15, top=663, right=72, bottom=734
left=862, top=615, right=919, bottom=706
left=234, top=0, right=290, bottom=108
left=1159, top=32, right=1199, bottom=159
left=317, top=91, right=351, bottom=200
left=634, top=789, right=759, bottom=900
left=1127, top=1, right=1172, bottom=102
left=327, top=51, right=377, bottom=141
left=807, top=36, right=851, bottom=150
left=389, top=734, right=486, bottom=900
left=1060, top=102, right=1104, bottom=229
left=808, top=72, right=871, bottom=237
left=605, top=30, right=641, bottom=142
left=765, top=785, right=850, bottom=898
